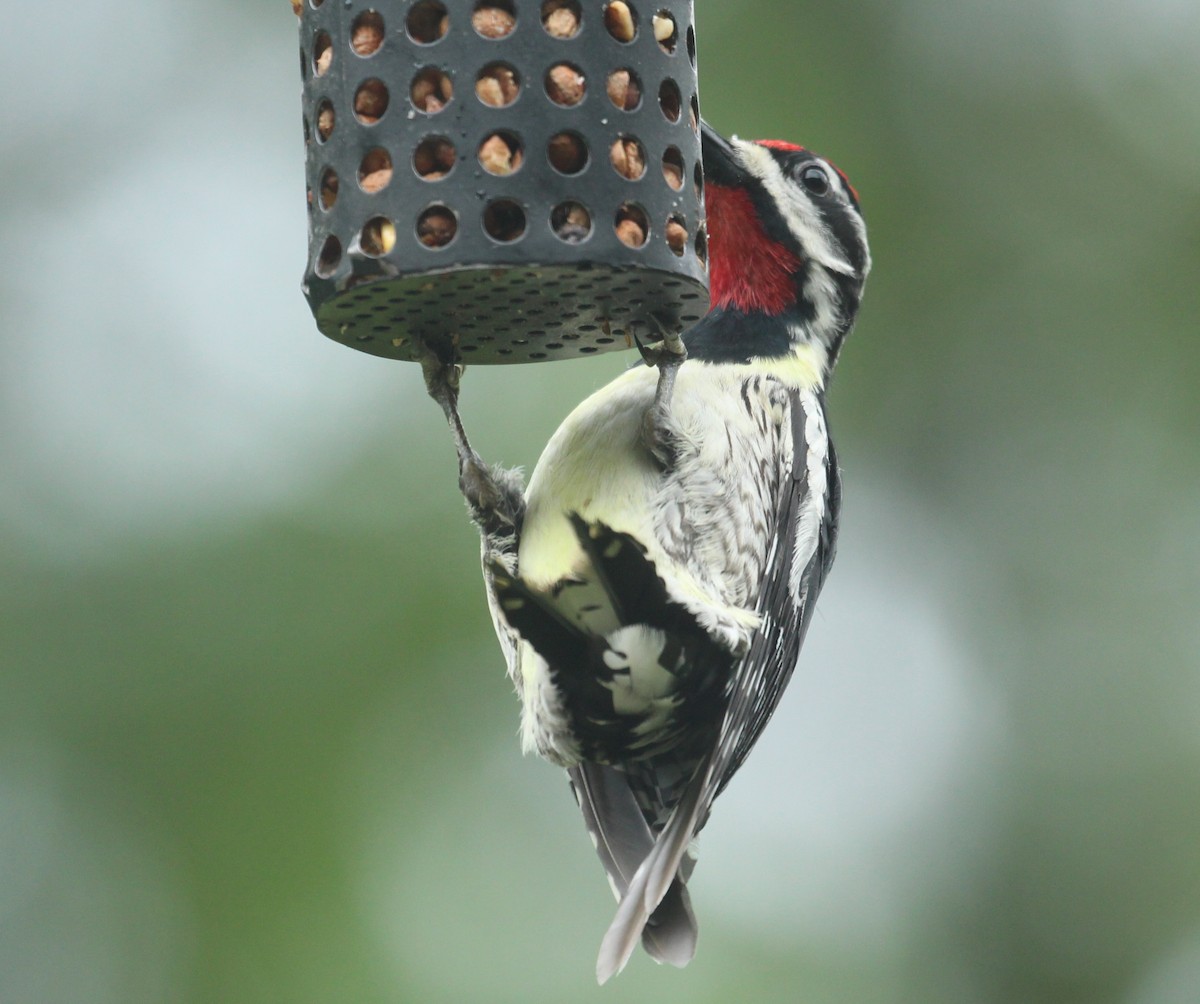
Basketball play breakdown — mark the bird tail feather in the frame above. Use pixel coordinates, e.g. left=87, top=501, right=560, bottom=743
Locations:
left=569, top=763, right=698, bottom=974
left=594, top=756, right=710, bottom=984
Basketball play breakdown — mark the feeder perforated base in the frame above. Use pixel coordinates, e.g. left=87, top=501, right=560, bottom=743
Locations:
left=299, top=0, right=706, bottom=364
left=318, top=262, right=708, bottom=363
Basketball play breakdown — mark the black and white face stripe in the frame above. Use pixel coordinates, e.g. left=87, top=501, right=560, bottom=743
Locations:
left=731, top=138, right=871, bottom=282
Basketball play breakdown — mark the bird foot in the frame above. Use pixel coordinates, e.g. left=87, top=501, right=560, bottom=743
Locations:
left=421, top=351, right=463, bottom=421
left=634, top=318, right=687, bottom=463
left=421, top=348, right=523, bottom=534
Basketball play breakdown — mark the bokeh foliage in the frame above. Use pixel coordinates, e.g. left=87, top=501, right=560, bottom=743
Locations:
left=2, top=1, right=1199, bottom=1001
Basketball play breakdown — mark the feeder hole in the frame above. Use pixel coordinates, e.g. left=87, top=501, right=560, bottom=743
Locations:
left=694, top=161, right=703, bottom=199
left=603, top=1, right=637, bottom=42
left=358, top=148, right=393, bottom=192
left=476, top=63, right=521, bottom=108
left=653, top=11, right=677, bottom=52
left=551, top=201, right=592, bottom=243
left=313, top=31, right=332, bottom=76
left=472, top=2, right=516, bottom=39
left=695, top=225, right=708, bottom=266
left=659, top=78, right=681, bottom=122
left=411, top=67, right=453, bottom=112
left=319, top=167, right=340, bottom=208
left=407, top=1, right=449, bottom=44
left=417, top=206, right=458, bottom=248
left=316, top=99, right=335, bottom=141
left=360, top=217, right=397, bottom=257
left=689, top=93, right=699, bottom=131
left=615, top=203, right=649, bottom=248
left=548, top=131, right=588, bottom=174
left=662, top=147, right=684, bottom=190
left=483, top=199, right=527, bottom=242
left=610, top=136, right=646, bottom=180
left=666, top=215, right=687, bottom=256
left=478, top=132, right=523, bottom=176
left=316, top=235, right=342, bottom=277
left=413, top=136, right=457, bottom=179
left=354, top=79, right=390, bottom=124
left=606, top=69, right=641, bottom=112
left=545, top=64, right=585, bottom=106
left=542, top=0, right=581, bottom=38
left=687, top=25, right=696, bottom=64
left=351, top=11, right=385, bottom=56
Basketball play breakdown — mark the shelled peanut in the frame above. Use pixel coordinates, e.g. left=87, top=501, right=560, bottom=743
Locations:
left=476, top=66, right=520, bottom=107
left=665, top=219, right=687, bottom=255
left=606, top=70, right=640, bottom=111
left=542, top=1, right=579, bottom=38
left=610, top=138, right=645, bottom=180
left=604, top=1, right=635, bottom=41
left=472, top=6, right=515, bottom=38
left=479, top=134, right=523, bottom=175
left=546, top=65, right=585, bottom=106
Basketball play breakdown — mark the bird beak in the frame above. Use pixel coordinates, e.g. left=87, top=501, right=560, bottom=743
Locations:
left=700, top=120, right=745, bottom=187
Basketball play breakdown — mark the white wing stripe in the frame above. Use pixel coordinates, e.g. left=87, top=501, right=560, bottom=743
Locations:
left=789, top=389, right=828, bottom=603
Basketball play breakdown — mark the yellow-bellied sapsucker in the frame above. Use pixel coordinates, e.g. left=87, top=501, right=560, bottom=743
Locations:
left=424, top=121, right=870, bottom=982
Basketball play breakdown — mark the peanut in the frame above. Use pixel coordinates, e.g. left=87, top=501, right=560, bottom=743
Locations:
left=666, top=220, right=687, bottom=254
left=362, top=218, right=397, bottom=256
left=615, top=218, right=646, bottom=248
left=479, top=134, right=522, bottom=175
left=472, top=7, right=515, bottom=38
left=610, top=138, right=645, bottom=180
left=352, top=17, right=384, bottom=56
left=360, top=169, right=391, bottom=193
left=604, top=1, right=635, bottom=42
left=319, top=171, right=339, bottom=208
left=476, top=66, right=519, bottom=107
left=653, top=13, right=675, bottom=45
left=412, top=71, right=452, bottom=112
left=546, top=64, right=584, bottom=105
left=315, top=44, right=332, bottom=76
left=316, top=104, right=335, bottom=140
left=354, top=81, right=389, bottom=123
left=543, top=4, right=578, bottom=38
left=606, top=70, right=640, bottom=111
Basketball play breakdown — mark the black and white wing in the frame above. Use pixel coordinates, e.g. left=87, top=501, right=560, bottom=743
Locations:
left=595, top=385, right=841, bottom=981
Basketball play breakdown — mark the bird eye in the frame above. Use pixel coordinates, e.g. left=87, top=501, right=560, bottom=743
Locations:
left=800, top=165, right=830, bottom=196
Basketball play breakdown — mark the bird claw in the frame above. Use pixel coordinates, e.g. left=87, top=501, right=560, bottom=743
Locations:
left=633, top=316, right=688, bottom=370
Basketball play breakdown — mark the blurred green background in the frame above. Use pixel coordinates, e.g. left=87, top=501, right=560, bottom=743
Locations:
left=3, top=2, right=1199, bottom=1001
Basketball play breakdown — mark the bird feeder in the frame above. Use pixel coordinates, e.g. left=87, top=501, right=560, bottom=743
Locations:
left=298, top=0, right=707, bottom=364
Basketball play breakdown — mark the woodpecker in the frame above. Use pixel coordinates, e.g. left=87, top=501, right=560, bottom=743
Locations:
left=423, top=122, right=870, bottom=982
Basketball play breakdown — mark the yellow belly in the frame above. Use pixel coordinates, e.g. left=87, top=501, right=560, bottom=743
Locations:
left=518, top=365, right=660, bottom=590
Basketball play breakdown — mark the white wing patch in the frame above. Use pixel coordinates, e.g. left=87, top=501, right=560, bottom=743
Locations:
left=789, top=388, right=828, bottom=604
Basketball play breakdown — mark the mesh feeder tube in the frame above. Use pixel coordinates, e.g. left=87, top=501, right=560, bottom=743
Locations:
left=299, top=0, right=707, bottom=364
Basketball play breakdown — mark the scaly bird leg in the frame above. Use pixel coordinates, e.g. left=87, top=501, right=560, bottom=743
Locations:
left=634, top=316, right=687, bottom=463
left=421, top=349, right=525, bottom=540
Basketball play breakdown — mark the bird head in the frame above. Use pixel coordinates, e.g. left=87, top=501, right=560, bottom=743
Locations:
left=700, top=122, right=870, bottom=364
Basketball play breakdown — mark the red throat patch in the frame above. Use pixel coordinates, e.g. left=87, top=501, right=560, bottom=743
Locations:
left=705, top=184, right=802, bottom=315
